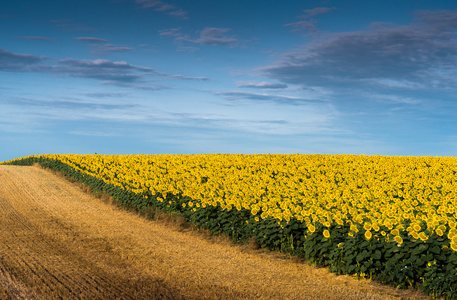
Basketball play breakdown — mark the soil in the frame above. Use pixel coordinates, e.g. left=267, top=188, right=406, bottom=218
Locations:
left=0, top=165, right=434, bottom=299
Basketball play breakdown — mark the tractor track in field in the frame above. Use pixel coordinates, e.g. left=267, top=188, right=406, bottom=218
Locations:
left=0, top=165, right=432, bottom=299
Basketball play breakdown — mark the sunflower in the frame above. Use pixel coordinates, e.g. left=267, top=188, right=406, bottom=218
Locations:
left=308, top=224, right=316, bottom=233
left=413, top=223, right=422, bottom=232
left=350, top=224, right=359, bottom=233
left=419, top=232, right=429, bottom=241
left=451, top=243, right=457, bottom=252
left=323, top=229, right=331, bottom=239
left=394, top=235, right=403, bottom=244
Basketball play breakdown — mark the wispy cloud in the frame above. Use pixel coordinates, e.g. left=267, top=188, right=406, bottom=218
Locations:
left=15, top=36, right=55, bottom=41
left=0, top=48, right=46, bottom=71
left=135, top=0, right=188, bottom=19
left=100, top=81, right=170, bottom=90
left=161, top=27, right=238, bottom=46
left=73, top=37, right=134, bottom=55
left=370, top=94, right=421, bottom=105
left=237, top=81, right=288, bottom=89
left=302, top=7, right=336, bottom=18
left=159, top=27, right=182, bottom=37
left=0, top=50, right=153, bottom=83
left=78, top=92, right=129, bottom=98
left=285, top=6, right=335, bottom=32
left=177, top=27, right=238, bottom=46
left=267, top=10, right=457, bottom=92
left=89, top=44, right=135, bottom=55
left=167, top=9, right=187, bottom=18
left=164, top=74, right=210, bottom=81
left=6, top=96, right=137, bottom=111
left=284, top=21, right=317, bottom=32
left=74, top=37, right=109, bottom=43
left=214, top=91, right=317, bottom=105
left=0, top=48, right=209, bottom=88
left=56, top=58, right=154, bottom=82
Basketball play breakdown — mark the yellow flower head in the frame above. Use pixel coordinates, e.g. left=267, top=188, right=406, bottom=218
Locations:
left=451, top=243, right=457, bottom=252
left=350, top=224, right=359, bottom=233
left=413, top=224, right=422, bottom=232
left=438, top=224, right=447, bottom=232
left=452, top=235, right=457, bottom=244
left=308, top=224, right=316, bottom=233
left=323, top=229, right=331, bottom=239
left=419, top=232, right=428, bottom=241
left=394, top=235, right=403, bottom=244
left=364, top=230, right=372, bottom=240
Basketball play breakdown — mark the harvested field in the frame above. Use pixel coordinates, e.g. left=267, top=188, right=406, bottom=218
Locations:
left=0, top=165, right=432, bottom=299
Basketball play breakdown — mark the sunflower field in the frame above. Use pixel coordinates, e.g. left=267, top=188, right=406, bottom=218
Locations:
left=2, top=153, right=457, bottom=298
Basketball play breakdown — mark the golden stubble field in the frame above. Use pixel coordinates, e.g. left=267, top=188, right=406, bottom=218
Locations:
left=0, top=165, right=433, bottom=299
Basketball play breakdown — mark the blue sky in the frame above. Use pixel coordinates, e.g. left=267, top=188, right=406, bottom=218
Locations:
left=1, top=0, right=457, bottom=161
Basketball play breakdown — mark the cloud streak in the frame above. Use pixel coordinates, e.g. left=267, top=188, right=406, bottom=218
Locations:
left=237, top=81, right=288, bottom=89
left=55, top=58, right=154, bottom=82
left=89, top=44, right=135, bottom=55
left=0, top=48, right=46, bottom=71
left=285, top=6, right=335, bottom=32
left=161, top=27, right=239, bottom=46
left=73, top=37, right=134, bottom=55
left=214, top=91, right=318, bottom=105
left=178, top=28, right=238, bottom=45
left=135, top=0, right=188, bottom=19
left=301, top=7, right=336, bottom=18
left=15, top=36, right=55, bottom=41
left=74, top=37, right=109, bottom=43
left=6, top=96, right=136, bottom=111
left=165, top=74, right=210, bottom=81
left=0, top=49, right=208, bottom=87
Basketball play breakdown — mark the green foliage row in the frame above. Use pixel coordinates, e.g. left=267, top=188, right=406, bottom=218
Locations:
left=4, top=156, right=457, bottom=299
